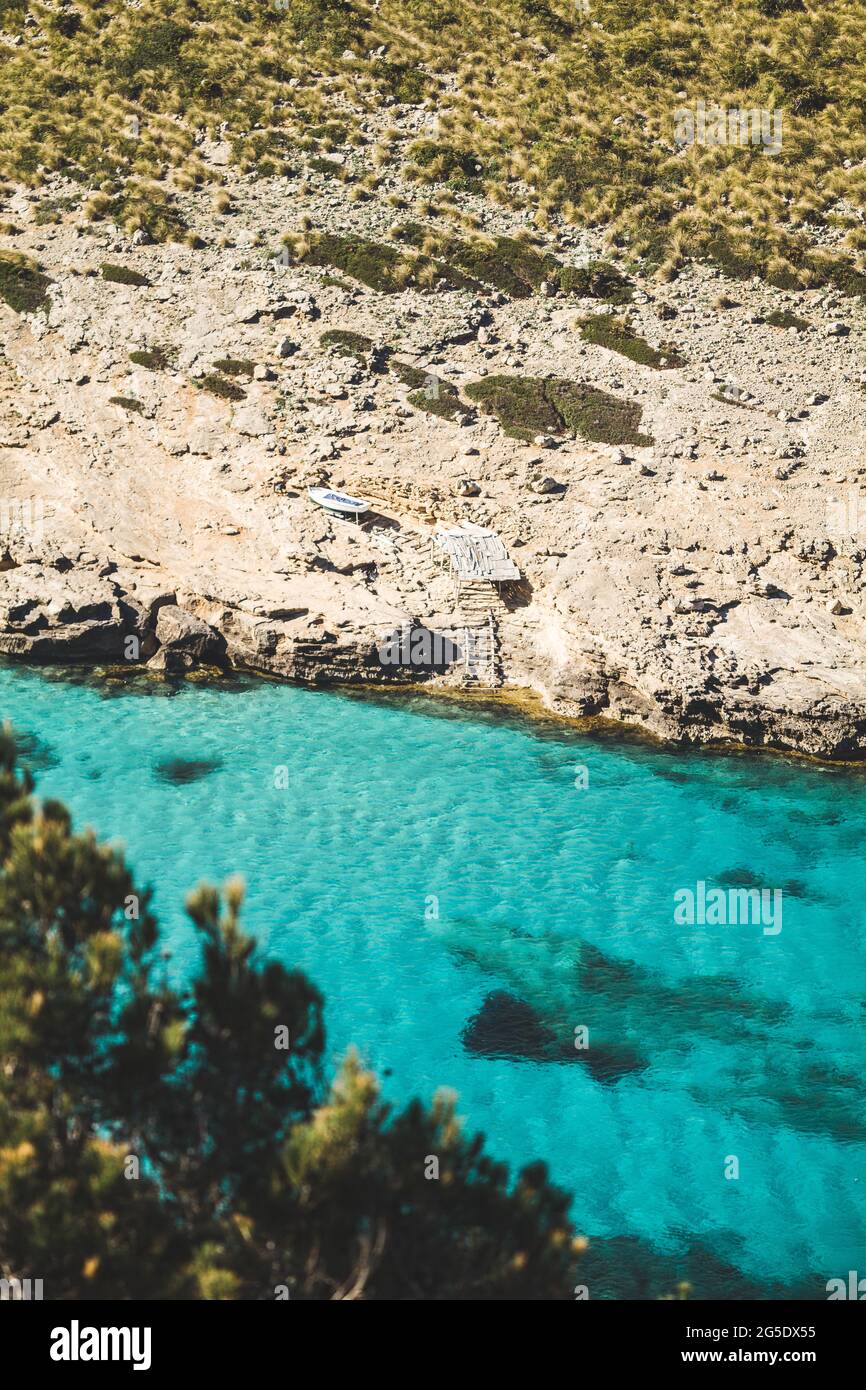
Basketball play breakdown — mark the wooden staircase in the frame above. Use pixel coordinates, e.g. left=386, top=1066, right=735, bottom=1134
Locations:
left=456, top=578, right=508, bottom=621
left=364, top=527, right=505, bottom=688
left=459, top=612, right=502, bottom=689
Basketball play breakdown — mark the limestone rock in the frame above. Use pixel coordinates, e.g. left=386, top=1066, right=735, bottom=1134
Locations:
left=232, top=404, right=271, bottom=437
left=153, top=605, right=225, bottom=669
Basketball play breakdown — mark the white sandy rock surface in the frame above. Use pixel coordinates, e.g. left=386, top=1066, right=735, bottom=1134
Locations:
left=2, top=166, right=866, bottom=758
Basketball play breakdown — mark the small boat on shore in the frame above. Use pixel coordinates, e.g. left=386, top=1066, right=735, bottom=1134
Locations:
left=308, top=486, right=370, bottom=520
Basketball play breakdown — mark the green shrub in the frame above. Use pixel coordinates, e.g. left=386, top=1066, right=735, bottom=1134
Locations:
left=370, top=60, right=427, bottom=104
left=308, top=157, right=344, bottom=176
left=213, top=358, right=256, bottom=377
left=764, top=309, right=809, bottom=331
left=559, top=261, right=633, bottom=304
left=101, top=263, right=151, bottom=288
left=579, top=314, right=685, bottom=368
left=466, top=375, right=652, bottom=447
left=0, top=253, right=51, bottom=314
left=194, top=373, right=247, bottom=402
left=296, top=232, right=482, bottom=294
left=320, top=330, right=374, bottom=361
left=110, top=21, right=198, bottom=89
left=129, top=347, right=174, bottom=370
left=408, top=141, right=483, bottom=181
left=395, top=223, right=553, bottom=298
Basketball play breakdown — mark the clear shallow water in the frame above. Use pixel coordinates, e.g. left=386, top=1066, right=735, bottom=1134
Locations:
left=3, top=664, right=866, bottom=1295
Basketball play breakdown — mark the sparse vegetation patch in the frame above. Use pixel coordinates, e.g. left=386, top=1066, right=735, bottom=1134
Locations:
left=101, top=263, right=150, bottom=288
left=34, top=195, right=80, bottom=226
left=765, top=309, right=810, bottom=331
left=319, top=329, right=374, bottom=361
left=466, top=375, right=652, bottom=448
left=286, top=232, right=482, bottom=294
left=95, top=189, right=188, bottom=245
left=394, top=224, right=633, bottom=303
left=213, top=358, right=256, bottom=378
left=129, top=347, right=174, bottom=370
left=0, top=251, right=51, bottom=314
left=711, top=388, right=760, bottom=410
left=579, top=314, right=686, bottom=369
left=193, top=373, right=247, bottom=402
left=319, top=330, right=468, bottom=420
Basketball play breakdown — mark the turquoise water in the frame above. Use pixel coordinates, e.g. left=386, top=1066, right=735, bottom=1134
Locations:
left=3, top=663, right=866, bottom=1295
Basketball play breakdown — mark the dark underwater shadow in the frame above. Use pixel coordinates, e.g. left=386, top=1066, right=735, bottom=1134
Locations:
left=154, top=757, right=223, bottom=785
left=440, top=917, right=866, bottom=1140
left=0, top=659, right=258, bottom=700
left=12, top=728, right=61, bottom=773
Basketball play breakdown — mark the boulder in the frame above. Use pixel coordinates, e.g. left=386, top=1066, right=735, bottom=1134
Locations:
left=232, top=404, right=272, bottom=437
left=152, top=605, right=225, bottom=669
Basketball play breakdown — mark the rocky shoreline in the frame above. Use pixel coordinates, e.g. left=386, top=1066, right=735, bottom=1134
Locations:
left=5, top=560, right=866, bottom=763
left=2, top=150, right=866, bottom=761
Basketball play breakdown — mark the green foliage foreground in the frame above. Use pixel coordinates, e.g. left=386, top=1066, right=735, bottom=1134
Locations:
left=0, top=728, right=583, bottom=1299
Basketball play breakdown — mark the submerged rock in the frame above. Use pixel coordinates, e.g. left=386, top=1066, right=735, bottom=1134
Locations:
left=153, top=757, right=222, bottom=785
left=579, top=1042, right=648, bottom=1083
left=461, top=989, right=647, bottom=1081
left=12, top=729, right=60, bottom=772
left=461, top=990, right=555, bottom=1062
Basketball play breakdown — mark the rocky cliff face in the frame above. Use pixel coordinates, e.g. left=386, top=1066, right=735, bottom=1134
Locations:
left=2, top=151, right=865, bottom=758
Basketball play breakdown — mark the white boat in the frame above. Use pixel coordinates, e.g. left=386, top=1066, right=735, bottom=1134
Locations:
left=307, top=486, right=370, bottom=518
